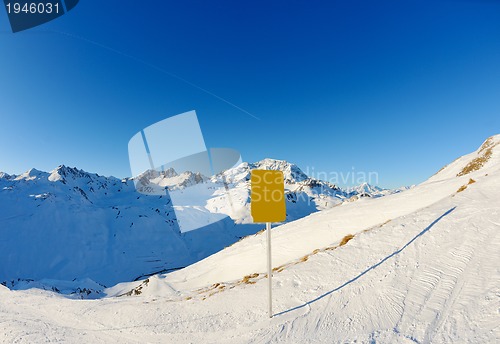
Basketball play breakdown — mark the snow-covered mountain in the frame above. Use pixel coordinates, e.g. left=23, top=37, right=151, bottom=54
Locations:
left=0, top=159, right=392, bottom=287
left=346, top=182, right=412, bottom=198
left=0, top=135, right=499, bottom=342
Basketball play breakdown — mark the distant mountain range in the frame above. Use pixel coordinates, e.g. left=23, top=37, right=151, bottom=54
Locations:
left=0, top=159, right=404, bottom=288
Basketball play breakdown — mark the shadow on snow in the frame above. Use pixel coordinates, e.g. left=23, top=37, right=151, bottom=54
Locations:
left=275, top=207, right=457, bottom=317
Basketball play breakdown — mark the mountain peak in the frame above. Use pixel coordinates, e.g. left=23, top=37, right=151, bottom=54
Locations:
left=14, top=168, right=46, bottom=181
left=49, top=165, right=95, bottom=183
left=252, top=158, right=308, bottom=183
left=0, top=172, right=12, bottom=180
left=346, top=183, right=385, bottom=197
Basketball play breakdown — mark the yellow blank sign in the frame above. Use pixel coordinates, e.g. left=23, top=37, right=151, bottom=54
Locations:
left=251, top=170, right=286, bottom=223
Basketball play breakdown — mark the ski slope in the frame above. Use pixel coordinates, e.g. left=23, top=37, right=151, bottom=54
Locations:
left=0, top=135, right=499, bottom=343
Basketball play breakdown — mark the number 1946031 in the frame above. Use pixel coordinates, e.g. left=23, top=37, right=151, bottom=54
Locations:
left=6, top=2, right=60, bottom=14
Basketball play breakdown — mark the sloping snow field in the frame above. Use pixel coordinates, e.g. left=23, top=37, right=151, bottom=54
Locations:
left=1, top=136, right=499, bottom=343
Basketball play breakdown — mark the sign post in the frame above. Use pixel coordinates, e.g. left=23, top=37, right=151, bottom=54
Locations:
left=250, top=170, right=286, bottom=318
left=266, top=221, right=272, bottom=317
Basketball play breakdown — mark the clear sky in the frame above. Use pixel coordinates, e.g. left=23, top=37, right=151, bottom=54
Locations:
left=0, top=0, right=499, bottom=188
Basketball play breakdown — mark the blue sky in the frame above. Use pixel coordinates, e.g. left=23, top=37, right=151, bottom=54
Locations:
left=0, top=0, right=499, bottom=188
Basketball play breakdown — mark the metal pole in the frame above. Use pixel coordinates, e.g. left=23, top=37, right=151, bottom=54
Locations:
left=266, top=222, right=272, bottom=318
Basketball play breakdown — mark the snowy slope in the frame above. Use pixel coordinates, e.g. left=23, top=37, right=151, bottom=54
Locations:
left=0, top=135, right=498, bottom=343
left=147, top=135, right=500, bottom=293
left=0, top=159, right=385, bottom=287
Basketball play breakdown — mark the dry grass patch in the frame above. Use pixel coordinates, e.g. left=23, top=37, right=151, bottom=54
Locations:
left=457, top=137, right=497, bottom=177
left=241, top=273, right=259, bottom=284
left=456, top=185, right=468, bottom=193
left=194, top=282, right=231, bottom=300
left=118, top=278, right=150, bottom=297
left=380, top=219, right=392, bottom=227
left=339, top=234, right=355, bottom=246
left=202, top=230, right=375, bottom=297
left=457, top=178, right=477, bottom=193
left=363, top=219, right=392, bottom=233
left=272, top=265, right=285, bottom=273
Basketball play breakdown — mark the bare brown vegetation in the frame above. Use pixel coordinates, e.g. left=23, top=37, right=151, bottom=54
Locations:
left=119, top=278, right=150, bottom=297
left=241, top=273, right=259, bottom=284
left=194, top=220, right=395, bottom=300
left=457, top=178, right=477, bottom=193
left=457, top=137, right=497, bottom=177
left=339, top=234, right=355, bottom=246
left=456, top=185, right=468, bottom=193
left=272, top=265, right=285, bottom=273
